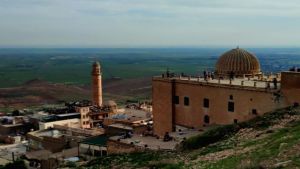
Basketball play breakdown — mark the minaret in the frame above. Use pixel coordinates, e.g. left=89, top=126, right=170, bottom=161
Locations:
left=92, top=61, right=102, bottom=106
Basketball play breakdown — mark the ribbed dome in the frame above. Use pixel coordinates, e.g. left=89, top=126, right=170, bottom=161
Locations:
left=215, top=48, right=261, bottom=77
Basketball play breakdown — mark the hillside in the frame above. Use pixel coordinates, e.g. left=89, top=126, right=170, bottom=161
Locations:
left=0, top=79, right=90, bottom=112
left=0, top=77, right=151, bottom=112
left=76, top=106, right=300, bottom=169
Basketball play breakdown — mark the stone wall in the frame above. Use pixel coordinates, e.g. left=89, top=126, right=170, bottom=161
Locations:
left=107, top=140, right=142, bottom=154
left=42, top=136, right=67, bottom=153
left=77, top=106, right=91, bottom=129
left=281, top=71, right=300, bottom=105
left=39, top=119, right=80, bottom=130
left=153, top=77, right=288, bottom=137
left=152, top=79, right=174, bottom=137
left=27, top=134, right=67, bottom=153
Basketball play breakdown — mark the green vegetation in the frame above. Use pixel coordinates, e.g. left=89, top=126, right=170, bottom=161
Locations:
left=0, top=48, right=220, bottom=88
left=64, top=161, right=77, bottom=168
left=1, top=48, right=298, bottom=88
left=0, top=160, right=27, bottom=169
left=81, top=151, right=183, bottom=169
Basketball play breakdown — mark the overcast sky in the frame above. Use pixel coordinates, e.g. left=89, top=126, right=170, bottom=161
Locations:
left=0, top=0, right=299, bottom=47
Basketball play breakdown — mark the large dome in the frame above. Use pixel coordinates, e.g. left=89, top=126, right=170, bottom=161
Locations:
left=215, top=48, right=261, bottom=77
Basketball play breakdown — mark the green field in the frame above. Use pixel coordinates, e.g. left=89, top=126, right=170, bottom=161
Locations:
left=0, top=48, right=299, bottom=88
left=0, top=48, right=220, bottom=87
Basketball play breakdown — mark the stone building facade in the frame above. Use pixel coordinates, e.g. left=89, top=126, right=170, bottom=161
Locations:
left=152, top=48, right=300, bottom=137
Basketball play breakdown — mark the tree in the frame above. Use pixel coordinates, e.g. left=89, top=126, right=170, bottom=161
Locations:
left=0, top=160, right=27, bottom=169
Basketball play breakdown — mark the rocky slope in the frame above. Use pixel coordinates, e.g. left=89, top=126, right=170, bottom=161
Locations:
left=0, top=77, right=151, bottom=112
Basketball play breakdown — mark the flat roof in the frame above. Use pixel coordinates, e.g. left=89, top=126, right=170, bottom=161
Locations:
left=109, top=135, right=178, bottom=150
left=282, top=71, right=300, bottom=74
left=32, top=129, right=63, bottom=138
left=108, top=123, right=133, bottom=130
left=1, top=123, right=25, bottom=128
left=80, top=135, right=108, bottom=146
left=40, top=113, right=80, bottom=122
left=56, top=112, right=80, bottom=117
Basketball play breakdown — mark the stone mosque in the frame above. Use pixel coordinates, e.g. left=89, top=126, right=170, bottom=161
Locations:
left=152, top=47, right=300, bottom=137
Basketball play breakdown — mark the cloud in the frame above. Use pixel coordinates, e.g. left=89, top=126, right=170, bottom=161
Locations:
left=0, top=0, right=299, bottom=47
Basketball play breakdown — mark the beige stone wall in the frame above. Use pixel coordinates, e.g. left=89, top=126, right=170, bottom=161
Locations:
left=133, top=125, right=148, bottom=135
left=281, top=72, right=300, bottom=105
left=27, top=134, right=66, bottom=153
left=107, top=140, right=141, bottom=154
left=152, top=79, right=174, bottom=137
left=42, top=136, right=66, bottom=153
left=174, top=82, right=284, bottom=127
left=153, top=78, right=288, bottom=137
left=39, top=119, right=80, bottom=130
left=77, top=106, right=91, bottom=129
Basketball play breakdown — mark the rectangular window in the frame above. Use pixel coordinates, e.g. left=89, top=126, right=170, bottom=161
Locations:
left=252, top=109, right=257, bottom=115
left=228, top=102, right=234, bottom=112
left=203, top=98, right=209, bottom=108
left=184, top=97, right=189, bottom=106
left=173, top=96, right=179, bottom=104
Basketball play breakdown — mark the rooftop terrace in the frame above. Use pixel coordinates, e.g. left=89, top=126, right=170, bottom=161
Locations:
left=110, top=135, right=178, bottom=150
left=109, top=127, right=203, bottom=150
left=154, top=74, right=281, bottom=92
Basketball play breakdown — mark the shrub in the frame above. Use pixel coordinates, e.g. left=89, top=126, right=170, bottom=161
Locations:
left=65, top=161, right=77, bottom=168
left=0, top=160, right=27, bottom=169
left=148, top=162, right=184, bottom=169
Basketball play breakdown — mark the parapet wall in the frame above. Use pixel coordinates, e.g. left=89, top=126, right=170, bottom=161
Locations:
left=281, top=71, right=300, bottom=89
left=281, top=71, right=300, bottom=105
left=107, top=140, right=143, bottom=154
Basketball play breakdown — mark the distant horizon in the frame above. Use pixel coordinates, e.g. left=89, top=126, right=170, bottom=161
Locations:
left=1, top=45, right=300, bottom=49
left=1, top=1, right=300, bottom=47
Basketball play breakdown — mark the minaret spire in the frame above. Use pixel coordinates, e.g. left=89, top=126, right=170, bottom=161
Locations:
left=92, top=61, right=102, bottom=106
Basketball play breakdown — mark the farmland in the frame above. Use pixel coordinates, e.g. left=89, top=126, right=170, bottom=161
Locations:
left=0, top=47, right=299, bottom=111
left=1, top=48, right=299, bottom=87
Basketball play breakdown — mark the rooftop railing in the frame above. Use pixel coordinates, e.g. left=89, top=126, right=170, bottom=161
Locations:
left=154, top=74, right=281, bottom=90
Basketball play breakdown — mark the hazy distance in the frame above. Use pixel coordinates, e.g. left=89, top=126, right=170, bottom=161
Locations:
left=0, top=0, right=300, bottom=48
